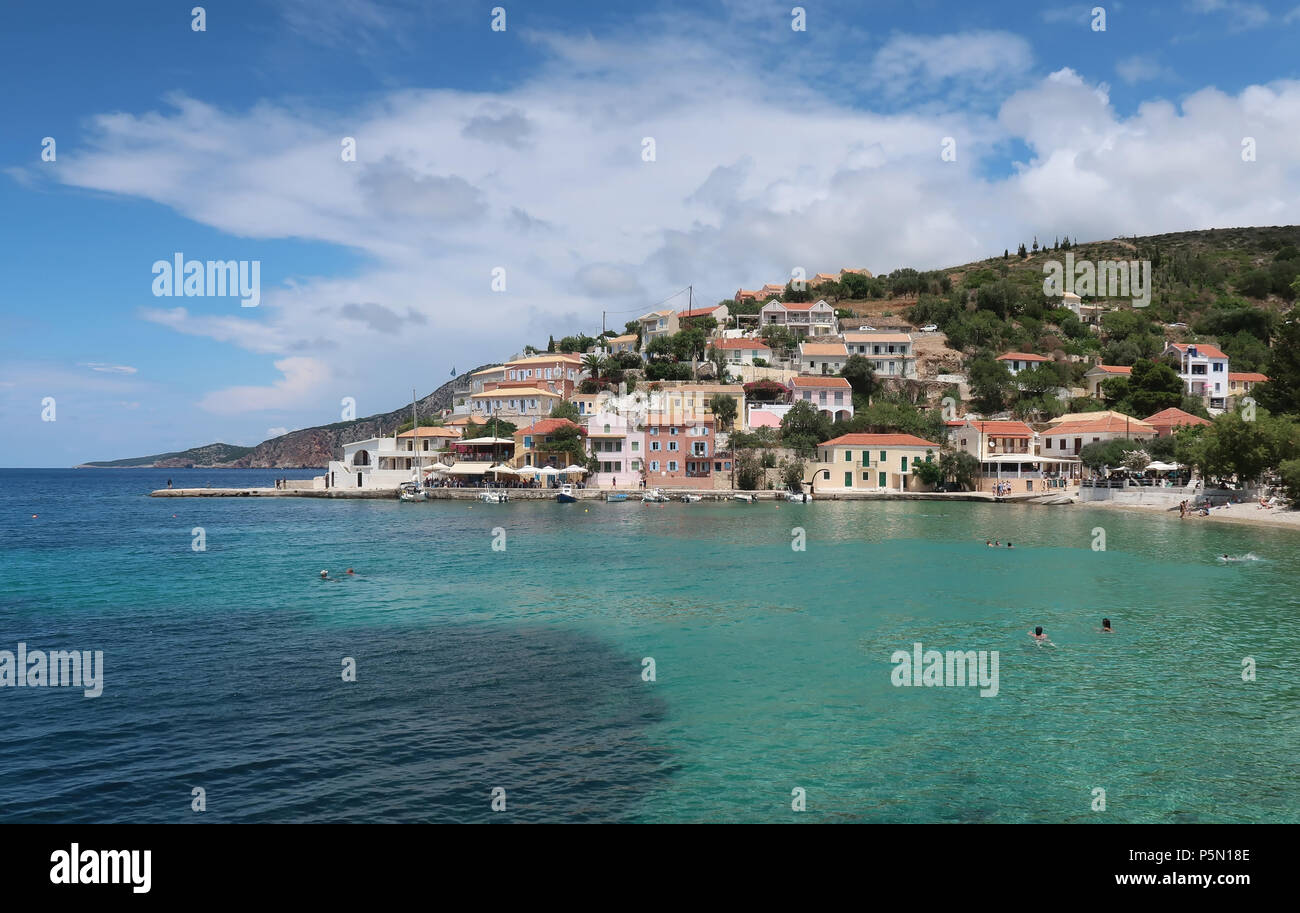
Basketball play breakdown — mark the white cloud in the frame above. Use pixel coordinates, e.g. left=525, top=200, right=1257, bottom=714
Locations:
left=197, top=357, right=331, bottom=415
left=1116, top=56, right=1174, bottom=85
left=81, top=362, right=138, bottom=375
left=46, top=30, right=1300, bottom=440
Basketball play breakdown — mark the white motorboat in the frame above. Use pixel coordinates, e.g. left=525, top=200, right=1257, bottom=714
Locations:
left=784, top=491, right=810, bottom=502
left=731, top=493, right=754, bottom=503
left=642, top=488, right=669, bottom=503
left=679, top=493, right=702, bottom=502
left=398, top=482, right=425, bottom=502
left=477, top=491, right=506, bottom=503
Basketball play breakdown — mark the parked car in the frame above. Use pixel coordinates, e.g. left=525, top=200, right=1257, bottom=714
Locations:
left=1165, top=322, right=1187, bottom=329
left=920, top=323, right=938, bottom=333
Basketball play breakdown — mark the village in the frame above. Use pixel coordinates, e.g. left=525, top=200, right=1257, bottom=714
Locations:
left=276, top=266, right=1272, bottom=506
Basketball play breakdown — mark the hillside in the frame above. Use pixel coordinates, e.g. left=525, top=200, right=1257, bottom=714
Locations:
left=78, top=365, right=494, bottom=469
left=78, top=442, right=254, bottom=468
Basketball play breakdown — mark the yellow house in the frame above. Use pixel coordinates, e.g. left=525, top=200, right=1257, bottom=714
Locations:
left=811, top=433, right=940, bottom=493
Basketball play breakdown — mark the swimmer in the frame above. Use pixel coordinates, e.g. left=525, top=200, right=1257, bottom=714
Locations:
left=994, top=540, right=1001, bottom=547
left=346, top=568, right=356, bottom=576
left=1006, top=542, right=1013, bottom=549
left=986, top=540, right=993, bottom=547
left=320, top=570, right=329, bottom=579
left=1101, top=618, right=1113, bottom=633
left=1029, top=626, right=1055, bottom=646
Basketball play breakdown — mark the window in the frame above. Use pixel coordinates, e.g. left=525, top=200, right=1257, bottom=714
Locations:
left=668, top=461, right=678, bottom=472
left=631, top=441, right=639, bottom=451
left=651, top=441, right=661, bottom=452
left=631, top=459, right=641, bottom=470
left=1212, top=362, right=1224, bottom=372
left=603, top=424, right=611, bottom=433
left=844, top=450, right=853, bottom=462
left=649, top=427, right=658, bottom=436
left=523, top=436, right=533, bottom=449
left=650, top=460, right=659, bottom=471
left=1044, top=438, right=1052, bottom=449
left=670, top=427, right=678, bottom=435
left=880, top=450, right=886, bottom=461
left=834, top=392, right=843, bottom=404
left=668, top=441, right=679, bottom=451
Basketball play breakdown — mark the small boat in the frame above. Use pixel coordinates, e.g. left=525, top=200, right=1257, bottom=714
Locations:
left=398, top=482, right=425, bottom=502
left=556, top=484, right=578, bottom=503
left=605, top=492, right=629, bottom=502
left=642, top=488, right=669, bottom=503
left=784, top=491, right=810, bottom=503
left=731, top=493, right=754, bottom=503
left=477, top=491, right=506, bottom=503
left=679, top=493, right=702, bottom=502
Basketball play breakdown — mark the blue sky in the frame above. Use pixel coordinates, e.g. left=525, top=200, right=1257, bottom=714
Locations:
left=3, top=0, right=1300, bottom=466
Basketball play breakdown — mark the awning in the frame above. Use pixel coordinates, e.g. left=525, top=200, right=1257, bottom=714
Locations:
left=457, top=437, right=514, bottom=445
left=1145, top=461, right=1181, bottom=471
left=442, top=461, right=497, bottom=475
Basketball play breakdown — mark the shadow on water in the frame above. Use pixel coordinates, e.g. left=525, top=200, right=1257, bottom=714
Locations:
left=0, top=615, right=672, bottom=822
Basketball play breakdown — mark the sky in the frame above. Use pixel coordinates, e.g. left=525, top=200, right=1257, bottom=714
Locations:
left=3, top=0, right=1300, bottom=466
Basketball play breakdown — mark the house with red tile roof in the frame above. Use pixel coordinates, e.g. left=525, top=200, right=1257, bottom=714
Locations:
left=1083, top=364, right=1132, bottom=397
left=1143, top=407, right=1212, bottom=438
left=1164, top=342, right=1230, bottom=412
left=798, top=340, right=849, bottom=374
left=678, top=303, right=729, bottom=328
left=643, top=413, right=725, bottom=489
left=944, top=419, right=1080, bottom=494
left=1040, top=413, right=1154, bottom=457
left=790, top=375, right=853, bottom=421
left=811, top=433, right=940, bottom=493
left=996, top=352, right=1051, bottom=375
left=707, top=337, right=771, bottom=365
left=759, top=298, right=838, bottom=337
left=1227, top=371, right=1268, bottom=405
left=512, top=418, right=584, bottom=469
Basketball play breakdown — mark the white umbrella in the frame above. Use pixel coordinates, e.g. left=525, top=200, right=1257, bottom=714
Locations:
left=1145, top=461, right=1180, bottom=472
left=428, top=461, right=451, bottom=472
left=561, top=465, right=587, bottom=474
left=537, top=466, right=560, bottom=476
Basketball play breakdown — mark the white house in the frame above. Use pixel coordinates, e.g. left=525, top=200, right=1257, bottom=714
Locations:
left=799, top=340, right=848, bottom=375
left=585, top=411, right=644, bottom=489
left=638, top=309, right=679, bottom=343
left=759, top=299, right=838, bottom=337
left=709, top=337, right=771, bottom=365
left=996, top=352, right=1051, bottom=376
left=1164, top=342, right=1229, bottom=413
left=843, top=331, right=917, bottom=378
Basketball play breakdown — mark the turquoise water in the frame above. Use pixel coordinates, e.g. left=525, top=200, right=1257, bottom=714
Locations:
left=2, top=469, right=1298, bottom=822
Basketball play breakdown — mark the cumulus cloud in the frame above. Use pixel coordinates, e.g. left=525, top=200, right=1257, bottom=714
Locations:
left=45, top=26, right=1300, bottom=438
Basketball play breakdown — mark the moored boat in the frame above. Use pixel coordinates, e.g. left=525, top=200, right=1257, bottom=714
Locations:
left=731, top=493, right=754, bottom=502
left=605, top=492, right=629, bottom=502
left=679, top=493, right=702, bottom=502
left=641, top=488, right=669, bottom=503
left=556, top=484, right=578, bottom=503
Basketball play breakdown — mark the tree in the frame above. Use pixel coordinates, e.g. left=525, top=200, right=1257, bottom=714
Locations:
left=1198, top=411, right=1299, bottom=485
left=549, top=400, right=581, bottom=422
left=1257, top=303, right=1300, bottom=416
left=581, top=352, right=608, bottom=377
left=1079, top=438, right=1134, bottom=471
left=938, top=450, right=980, bottom=490
left=841, top=354, right=879, bottom=400
left=734, top=451, right=764, bottom=490
left=1126, top=359, right=1185, bottom=417
left=913, top=458, right=944, bottom=488
left=780, top=400, right=832, bottom=457
left=779, top=457, right=806, bottom=491
left=1277, top=458, right=1300, bottom=503
left=968, top=355, right=1013, bottom=414
left=547, top=335, right=556, bottom=353
left=708, top=393, right=738, bottom=432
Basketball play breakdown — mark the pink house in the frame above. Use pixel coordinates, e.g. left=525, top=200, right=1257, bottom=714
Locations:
left=585, top=412, right=644, bottom=488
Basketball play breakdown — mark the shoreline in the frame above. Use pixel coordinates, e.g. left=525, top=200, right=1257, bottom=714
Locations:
left=149, top=487, right=1012, bottom=502
left=1075, top=497, right=1300, bottom=533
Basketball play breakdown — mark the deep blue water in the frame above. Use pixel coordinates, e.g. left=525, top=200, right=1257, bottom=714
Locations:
left=1, top=468, right=1298, bottom=822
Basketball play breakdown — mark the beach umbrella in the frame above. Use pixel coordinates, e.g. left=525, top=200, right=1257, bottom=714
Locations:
left=537, top=466, right=560, bottom=476
left=561, top=464, right=587, bottom=474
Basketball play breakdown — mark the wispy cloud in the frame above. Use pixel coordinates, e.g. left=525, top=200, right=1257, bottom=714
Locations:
left=80, top=362, right=138, bottom=375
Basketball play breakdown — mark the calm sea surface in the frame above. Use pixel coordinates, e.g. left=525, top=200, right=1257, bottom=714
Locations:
left=1, top=468, right=1297, bottom=822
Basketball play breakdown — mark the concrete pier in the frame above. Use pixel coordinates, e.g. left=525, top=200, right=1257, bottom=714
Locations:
left=150, top=486, right=1025, bottom=503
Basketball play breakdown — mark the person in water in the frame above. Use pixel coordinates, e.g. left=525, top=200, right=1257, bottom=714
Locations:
left=346, top=568, right=356, bottom=576
left=986, top=540, right=993, bottom=547
left=1101, top=618, right=1113, bottom=633
left=1030, top=626, right=1053, bottom=645
left=1006, top=542, right=1013, bottom=548
left=320, top=570, right=329, bottom=579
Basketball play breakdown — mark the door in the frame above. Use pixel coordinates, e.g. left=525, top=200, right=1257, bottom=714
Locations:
left=879, top=471, right=887, bottom=488
left=844, top=471, right=852, bottom=488
left=357, top=473, right=363, bottom=487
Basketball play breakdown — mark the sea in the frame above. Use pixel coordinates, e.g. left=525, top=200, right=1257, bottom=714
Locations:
left=1, top=468, right=1297, bottom=823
